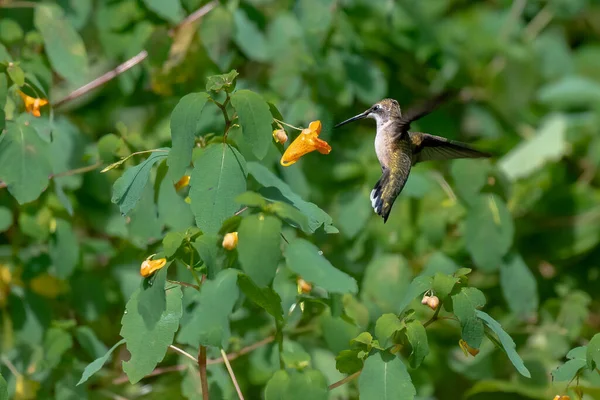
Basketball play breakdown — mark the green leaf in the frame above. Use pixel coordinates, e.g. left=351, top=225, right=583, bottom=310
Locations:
left=374, top=314, right=403, bottom=349
left=0, top=207, right=13, bottom=232
left=167, top=92, right=210, bottom=182
left=476, top=310, right=531, bottom=378
left=189, top=143, right=247, bottom=234
left=552, top=349, right=587, bottom=382
left=396, top=275, right=433, bottom=315
left=206, top=70, right=239, bottom=93
left=269, top=201, right=311, bottom=233
left=43, top=327, right=74, bottom=370
left=192, top=234, right=221, bottom=279
left=286, top=369, right=328, bottom=400
left=335, top=349, right=363, bottom=374
left=34, top=4, right=88, bottom=85
left=0, top=372, right=6, bottom=400
left=236, top=191, right=268, bottom=208
left=358, top=352, right=416, bottom=400
left=237, top=274, right=283, bottom=322
left=248, top=162, right=337, bottom=233
left=432, top=273, right=458, bottom=301
left=157, top=163, right=194, bottom=231
left=111, top=149, right=169, bottom=216
left=450, top=159, right=490, bottom=205
left=178, top=269, right=239, bottom=348
left=49, top=218, right=80, bottom=279
left=201, top=7, right=235, bottom=70
left=7, top=62, right=24, bottom=86
left=586, top=333, right=600, bottom=370
left=343, top=54, right=387, bottom=104
left=351, top=332, right=374, bottom=348
left=498, top=114, right=567, bottom=181
left=265, top=370, right=291, bottom=400
left=237, top=214, right=282, bottom=286
left=162, top=231, right=186, bottom=258
left=75, top=326, right=109, bottom=360
left=405, top=320, right=429, bottom=369
left=230, top=89, right=273, bottom=160
left=538, top=75, right=600, bottom=109
left=452, top=287, right=486, bottom=349
left=77, top=339, right=126, bottom=385
left=0, top=121, right=52, bottom=204
left=281, top=341, right=312, bottom=369
left=142, top=0, right=184, bottom=23
left=465, top=194, right=514, bottom=271
left=121, top=286, right=183, bottom=384
left=335, top=190, right=372, bottom=240
left=233, top=10, right=269, bottom=62
left=284, top=238, right=357, bottom=295
left=500, top=254, right=538, bottom=318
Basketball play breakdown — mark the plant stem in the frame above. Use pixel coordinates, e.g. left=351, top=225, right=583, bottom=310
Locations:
left=423, top=302, right=443, bottom=328
left=273, top=118, right=303, bottom=131
left=275, top=319, right=285, bottom=369
left=169, top=345, right=197, bottom=362
left=198, top=346, right=210, bottom=400
left=328, top=370, right=361, bottom=390
left=207, top=335, right=275, bottom=365
left=167, top=279, right=199, bottom=290
left=0, top=162, right=102, bottom=190
left=221, top=349, right=245, bottom=400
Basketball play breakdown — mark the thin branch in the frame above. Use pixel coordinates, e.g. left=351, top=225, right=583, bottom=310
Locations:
left=199, top=346, right=209, bottom=400
left=53, top=1, right=218, bottom=108
left=234, top=206, right=248, bottom=216
left=423, top=302, right=443, bottom=328
left=524, top=5, right=554, bottom=41
left=0, top=1, right=38, bottom=8
left=0, top=162, right=102, bottom=190
left=221, top=349, right=244, bottom=400
left=169, top=345, right=197, bottom=363
left=167, top=279, right=199, bottom=290
left=112, top=365, right=185, bottom=385
left=1, top=355, right=20, bottom=377
left=206, top=335, right=275, bottom=365
left=328, top=370, right=361, bottom=390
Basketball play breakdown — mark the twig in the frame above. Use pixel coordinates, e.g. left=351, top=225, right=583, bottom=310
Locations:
left=206, top=335, right=275, bottom=365
left=430, top=171, right=457, bottom=203
left=199, top=346, right=209, bottom=400
left=0, top=1, right=38, bottom=7
left=423, top=303, right=443, bottom=328
left=524, top=5, right=554, bottom=41
left=112, top=365, right=185, bottom=385
left=0, top=162, right=102, bottom=189
left=221, top=349, right=245, bottom=400
left=167, top=279, right=200, bottom=290
left=169, top=345, right=197, bottom=363
left=328, top=370, right=361, bottom=390
left=1, top=355, right=20, bottom=377
left=234, top=206, right=248, bottom=216
left=53, top=1, right=218, bottom=108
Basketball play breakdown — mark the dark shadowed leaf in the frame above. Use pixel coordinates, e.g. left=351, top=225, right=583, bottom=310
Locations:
left=237, top=274, right=283, bottom=322
left=49, top=218, right=80, bottom=279
left=189, top=143, right=247, bottom=234
left=121, top=286, right=183, bottom=384
left=452, top=287, right=486, bottom=349
left=167, top=92, right=210, bottom=182
left=284, top=238, right=357, bottom=295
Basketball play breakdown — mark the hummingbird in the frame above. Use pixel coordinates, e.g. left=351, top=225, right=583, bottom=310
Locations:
left=334, top=93, right=491, bottom=222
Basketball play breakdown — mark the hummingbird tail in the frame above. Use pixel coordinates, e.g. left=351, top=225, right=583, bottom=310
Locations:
left=370, top=169, right=409, bottom=223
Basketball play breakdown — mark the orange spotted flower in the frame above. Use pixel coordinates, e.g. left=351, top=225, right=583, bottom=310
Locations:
left=175, top=175, right=190, bottom=190
left=140, top=255, right=167, bottom=277
left=280, top=121, right=331, bottom=166
left=18, top=91, right=48, bottom=117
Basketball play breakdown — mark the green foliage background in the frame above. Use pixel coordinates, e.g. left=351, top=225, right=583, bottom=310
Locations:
left=1, top=0, right=600, bottom=399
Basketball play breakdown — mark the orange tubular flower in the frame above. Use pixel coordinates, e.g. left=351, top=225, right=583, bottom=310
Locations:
left=175, top=175, right=190, bottom=190
left=18, top=91, right=48, bottom=117
left=280, top=121, right=331, bottom=166
left=140, top=256, right=167, bottom=277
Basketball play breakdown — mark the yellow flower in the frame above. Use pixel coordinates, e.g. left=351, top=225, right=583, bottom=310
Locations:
left=18, top=91, right=48, bottom=117
left=280, top=121, right=331, bottom=166
left=222, top=232, right=238, bottom=250
left=140, top=255, right=167, bottom=277
left=175, top=175, right=190, bottom=190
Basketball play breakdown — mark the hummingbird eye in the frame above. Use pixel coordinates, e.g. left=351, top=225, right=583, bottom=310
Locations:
left=373, top=104, right=382, bottom=112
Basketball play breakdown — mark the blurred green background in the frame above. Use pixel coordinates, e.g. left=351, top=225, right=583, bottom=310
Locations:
left=1, top=0, right=600, bottom=398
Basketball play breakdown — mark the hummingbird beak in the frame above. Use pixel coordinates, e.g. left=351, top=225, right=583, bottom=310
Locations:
left=334, top=110, right=369, bottom=128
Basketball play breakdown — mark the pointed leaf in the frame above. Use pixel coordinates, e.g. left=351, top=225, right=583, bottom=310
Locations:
left=237, top=214, right=282, bottom=286
left=121, top=286, right=183, bottom=384
left=335, top=349, right=363, bottom=374
left=284, top=238, right=357, bottom=295
left=476, top=310, right=531, bottom=378
left=167, top=92, right=210, bottom=182
left=265, top=370, right=290, bottom=400
left=237, top=274, right=283, bottom=322
left=500, top=254, right=538, bottom=318
left=189, top=143, right=247, bottom=234
left=231, top=89, right=273, bottom=160
left=34, top=4, right=88, bottom=85
left=432, top=273, right=458, bottom=301
left=75, top=326, right=109, bottom=360
left=397, top=275, right=433, bottom=315
left=206, top=70, right=238, bottom=93
left=451, top=287, right=486, bottom=349
left=0, top=121, right=52, bottom=204
left=137, top=263, right=170, bottom=329
left=586, top=333, right=600, bottom=370
left=405, top=321, right=429, bottom=369
left=178, top=269, right=239, bottom=348
left=77, top=339, right=125, bottom=385
left=358, top=352, right=416, bottom=400
left=374, top=314, right=403, bottom=349
left=142, top=0, right=184, bottom=23
left=49, top=218, right=80, bottom=279
left=111, top=149, right=169, bottom=216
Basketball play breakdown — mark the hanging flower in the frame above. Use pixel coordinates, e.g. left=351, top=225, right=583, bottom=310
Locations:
left=222, top=232, right=238, bottom=250
left=175, top=175, right=190, bottom=190
left=18, top=91, right=48, bottom=117
left=459, top=339, right=480, bottom=357
left=280, top=120, right=331, bottom=166
left=140, top=255, right=167, bottom=277
left=297, top=277, right=312, bottom=294
left=272, top=129, right=288, bottom=144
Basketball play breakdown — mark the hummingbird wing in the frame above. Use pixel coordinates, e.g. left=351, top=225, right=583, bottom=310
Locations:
left=391, top=91, right=454, bottom=140
left=410, top=132, right=491, bottom=164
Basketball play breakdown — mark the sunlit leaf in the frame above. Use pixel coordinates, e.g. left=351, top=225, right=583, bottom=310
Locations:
left=358, top=352, right=416, bottom=400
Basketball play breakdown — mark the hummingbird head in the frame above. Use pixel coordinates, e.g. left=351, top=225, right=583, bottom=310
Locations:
left=334, top=98, right=401, bottom=129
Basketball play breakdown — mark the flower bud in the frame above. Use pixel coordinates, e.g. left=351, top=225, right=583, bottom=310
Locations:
left=175, top=175, right=191, bottom=190
left=297, top=278, right=312, bottom=294
left=222, top=232, right=238, bottom=250
left=273, top=129, right=288, bottom=144
left=427, top=295, right=440, bottom=310
left=421, top=295, right=431, bottom=305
